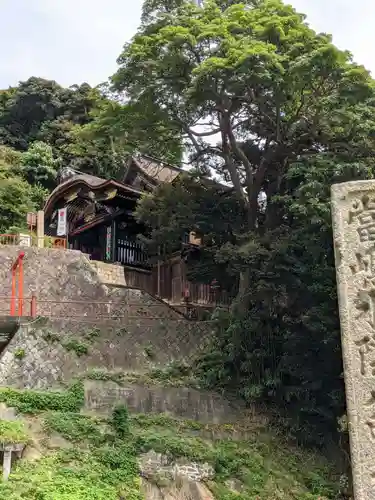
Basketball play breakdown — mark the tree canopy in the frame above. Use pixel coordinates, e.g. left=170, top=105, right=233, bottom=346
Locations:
left=123, top=0, right=375, bottom=457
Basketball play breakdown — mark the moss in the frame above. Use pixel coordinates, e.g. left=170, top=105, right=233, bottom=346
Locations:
left=116, top=327, right=128, bottom=336
left=0, top=420, right=29, bottom=445
left=143, top=343, right=154, bottom=358
left=84, top=369, right=127, bottom=385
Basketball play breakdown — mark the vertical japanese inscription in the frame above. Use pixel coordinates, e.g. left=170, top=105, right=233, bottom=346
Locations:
left=332, top=182, right=375, bottom=500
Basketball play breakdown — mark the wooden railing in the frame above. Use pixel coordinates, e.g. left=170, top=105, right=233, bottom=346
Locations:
left=0, top=234, right=66, bottom=249
left=171, top=277, right=231, bottom=306
left=116, top=237, right=148, bottom=268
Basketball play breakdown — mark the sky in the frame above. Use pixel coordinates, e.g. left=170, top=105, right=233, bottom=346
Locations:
left=0, top=0, right=373, bottom=89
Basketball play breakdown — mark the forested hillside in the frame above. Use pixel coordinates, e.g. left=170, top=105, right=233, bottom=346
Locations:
left=0, top=75, right=182, bottom=232
left=1, top=0, right=375, bottom=487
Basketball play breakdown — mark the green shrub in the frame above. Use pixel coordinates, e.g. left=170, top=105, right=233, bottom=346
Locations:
left=0, top=381, right=84, bottom=413
left=111, top=405, right=130, bottom=438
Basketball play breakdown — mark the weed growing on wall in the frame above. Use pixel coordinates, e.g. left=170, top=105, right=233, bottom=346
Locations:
left=13, top=348, right=25, bottom=360
left=0, top=381, right=84, bottom=413
left=62, top=339, right=89, bottom=357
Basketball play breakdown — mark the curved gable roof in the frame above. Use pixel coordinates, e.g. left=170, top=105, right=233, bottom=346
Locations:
left=44, top=173, right=142, bottom=218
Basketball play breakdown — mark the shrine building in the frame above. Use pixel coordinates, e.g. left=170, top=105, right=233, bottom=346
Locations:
left=43, top=154, right=227, bottom=308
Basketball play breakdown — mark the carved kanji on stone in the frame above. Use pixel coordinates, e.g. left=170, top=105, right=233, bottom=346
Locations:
left=332, top=181, right=375, bottom=500
left=349, top=194, right=375, bottom=242
left=355, top=335, right=375, bottom=376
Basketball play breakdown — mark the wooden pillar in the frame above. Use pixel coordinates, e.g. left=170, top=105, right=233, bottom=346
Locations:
left=105, top=221, right=116, bottom=262
left=111, top=220, right=116, bottom=263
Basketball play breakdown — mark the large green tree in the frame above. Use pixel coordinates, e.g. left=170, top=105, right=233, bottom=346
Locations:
left=114, top=0, right=375, bottom=309
left=125, top=0, right=375, bottom=459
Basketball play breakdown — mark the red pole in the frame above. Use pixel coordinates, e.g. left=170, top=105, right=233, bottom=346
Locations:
left=18, top=256, right=24, bottom=316
left=10, top=252, right=25, bottom=316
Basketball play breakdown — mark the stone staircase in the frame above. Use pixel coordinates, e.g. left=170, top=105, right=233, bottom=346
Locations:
left=0, top=318, right=20, bottom=355
left=90, top=260, right=187, bottom=320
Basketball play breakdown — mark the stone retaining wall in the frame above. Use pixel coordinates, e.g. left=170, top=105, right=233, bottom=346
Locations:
left=83, top=380, right=240, bottom=423
left=0, top=317, right=213, bottom=390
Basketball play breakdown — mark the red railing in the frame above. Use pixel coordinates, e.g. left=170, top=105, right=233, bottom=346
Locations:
left=2, top=297, right=208, bottom=322
left=0, top=234, right=66, bottom=249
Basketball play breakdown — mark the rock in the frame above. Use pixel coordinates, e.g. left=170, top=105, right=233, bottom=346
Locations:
left=22, top=444, right=42, bottom=462
left=225, top=478, right=244, bottom=494
left=47, top=433, right=73, bottom=450
left=139, top=450, right=214, bottom=483
left=0, top=403, right=17, bottom=420
left=141, top=476, right=215, bottom=500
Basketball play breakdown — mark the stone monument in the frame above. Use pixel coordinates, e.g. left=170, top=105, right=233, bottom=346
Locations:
left=332, top=180, right=375, bottom=500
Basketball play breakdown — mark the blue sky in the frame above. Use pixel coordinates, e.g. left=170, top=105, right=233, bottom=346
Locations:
left=0, top=0, right=373, bottom=88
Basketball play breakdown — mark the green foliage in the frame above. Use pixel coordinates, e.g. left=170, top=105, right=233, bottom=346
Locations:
left=115, top=0, right=375, bottom=238
left=143, top=343, right=154, bottom=358
left=0, top=382, right=84, bottom=413
left=62, top=339, right=89, bottom=357
left=84, top=327, right=100, bottom=340
left=0, top=173, right=36, bottom=233
left=0, top=379, right=340, bottom=500
left=0, top=448, right=142, bottom=500
left=42, top=330, right=60, bottom=343
left=84, top=369, right=126, bottom=385
left=111, top=405, right=130, bottom=438
left=0, top=143, right=49, bottom=232
left=70, top=99, right=182, bottom=177
left=131, top=413, right=339, bottom=499
left=44, top=412, right=102, bottom=444
left=125, top=0, right=375, bottom=458
left=19, top=140, right=59, bottom=189
left=13, top=348, right=25, bottom=360
left=0, top=420, right=29, bottom=445
left=136, top=172, right=243, bottom=291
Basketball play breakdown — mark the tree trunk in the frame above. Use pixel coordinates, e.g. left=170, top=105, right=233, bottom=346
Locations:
left=231, top=202, right=256, bottom=316
left=232, top=266, right=252, bottom=316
